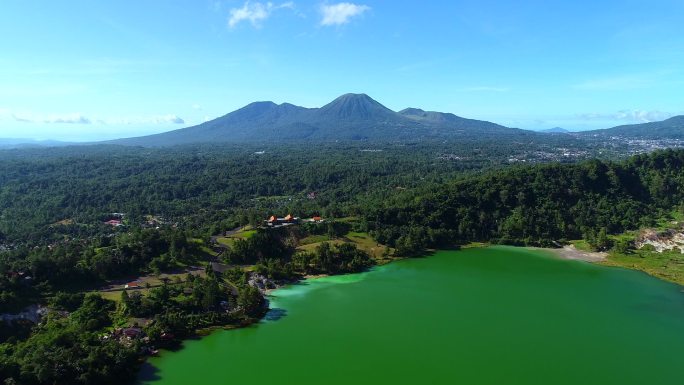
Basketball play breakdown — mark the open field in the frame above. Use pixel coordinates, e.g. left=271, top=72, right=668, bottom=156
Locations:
left=215, top=226, right=257, bottom=247
left=297, top=231, right=394, bottom=262
left=298, top=234, right=332, bottom=245
left=97, top=268, right=207, bottom=302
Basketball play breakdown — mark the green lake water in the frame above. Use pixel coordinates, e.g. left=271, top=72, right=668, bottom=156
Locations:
left=139, top=247, right=684, bottom=385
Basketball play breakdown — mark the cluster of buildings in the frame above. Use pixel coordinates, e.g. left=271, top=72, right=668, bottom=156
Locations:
left=264, top=214, right=299, bottom=227
left=263, top=214, right=324, bottom=228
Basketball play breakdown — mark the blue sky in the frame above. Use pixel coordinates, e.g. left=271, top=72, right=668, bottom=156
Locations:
left=1, top=0, right=683, bottom=141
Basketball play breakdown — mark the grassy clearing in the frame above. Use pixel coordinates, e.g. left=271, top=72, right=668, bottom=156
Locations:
left=200, top=245, right=219, bottom=256
left=299, top=234, right=332, bottom=245
left=296, top=231, right=394, bottom=262
left=609, top=231, right=638, bottom=243
left=216, top=237, right=237, bottom=247
left=97, top=270, right=206, bottom=303
left=215, top=227, right=257, bottom=247
left=51, top=218, right=74, bottom=226
left=345, top=232, right=392, bottom=259
left=570, top=239, right=593, bottom=252
left=297, top=239, right=346, bottom=252
left=602, top=249, right=684, bottom=286
left=599, top=211, right=684, bottom=286
left=461, top=242, right=488, bottom=249
left=235, top=229, right=257, bottom=239
left=99, top=289, right=151, bottom=302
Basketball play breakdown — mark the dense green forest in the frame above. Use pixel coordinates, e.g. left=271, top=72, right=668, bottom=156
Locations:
left=368, top=150, right=684, bottom=254
left=0, top=140, right=601, bottom=245
left=1, top=143, right=683, bottom=385
left=0, top=143, right=475, bottom=244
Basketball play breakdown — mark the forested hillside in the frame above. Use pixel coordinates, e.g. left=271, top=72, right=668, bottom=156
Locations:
left=368, top=149, right=684, bottom=254
left=582, top=115, right=684, bottom=139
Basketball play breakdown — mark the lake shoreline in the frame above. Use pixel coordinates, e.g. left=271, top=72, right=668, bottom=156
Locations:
left=145, top=265, right=390, bottom=364
left=263, top=273, right=329, bottom=295
left=528, top=244, right=608, bottom=263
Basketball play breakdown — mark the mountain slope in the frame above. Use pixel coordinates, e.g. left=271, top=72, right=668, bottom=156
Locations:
left=398, top=108, right=515, bottom=134
left=111, top=93, right=533, bottom=146
left=318, top=93, right=397, bottom=120
left=582, top=116, right=684, bottom=139
left=540, top=127, right=570, bottom=134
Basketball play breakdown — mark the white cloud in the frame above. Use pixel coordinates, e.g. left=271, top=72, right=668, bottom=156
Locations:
left=103, top=115, right=186, bottom=125
left=615, top=110, right=673, bottom=122
left=228, top=1, right=295, bottom=28
left=320, top=2, right=370, bottom=26
left=6, top=110, right=184, bottom=125
left=47, top=114, right=92, bottom=124
left=11, top=113, right=33, bottom=123
left=12, top=112, right=91, bottom=124
left=192, top=104, right=203, bottom=110
left=154, top=115, right=185, bottom=124
left=576, top=110, right=673, bottom=123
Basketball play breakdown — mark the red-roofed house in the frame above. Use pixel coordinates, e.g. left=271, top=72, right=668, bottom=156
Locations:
left=264, top=214, right=299, bottom=227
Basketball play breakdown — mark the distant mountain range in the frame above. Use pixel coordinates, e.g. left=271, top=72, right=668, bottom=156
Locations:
left=582, top=116, right=684, bottom=139
left=110, top=93, right=536, bottom=146
left=0, top=138, right=70, bottom=149
left=4, top=94, right=682, bottom=148
left=540, top=127, right=570, bottom=134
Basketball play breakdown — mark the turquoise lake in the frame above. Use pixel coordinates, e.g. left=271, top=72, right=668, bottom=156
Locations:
left=140, top=247, right=684, bottom=385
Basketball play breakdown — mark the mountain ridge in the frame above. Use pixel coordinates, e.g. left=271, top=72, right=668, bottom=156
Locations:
left=0, top=138, right=72, bottom=149
left=581, top=116, right=684, bottom=139
left=107, top=93, right=684, bottom=146
left=110, top=93, right=533, bottom=146
left=540, top=127, right=570, bottom=134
